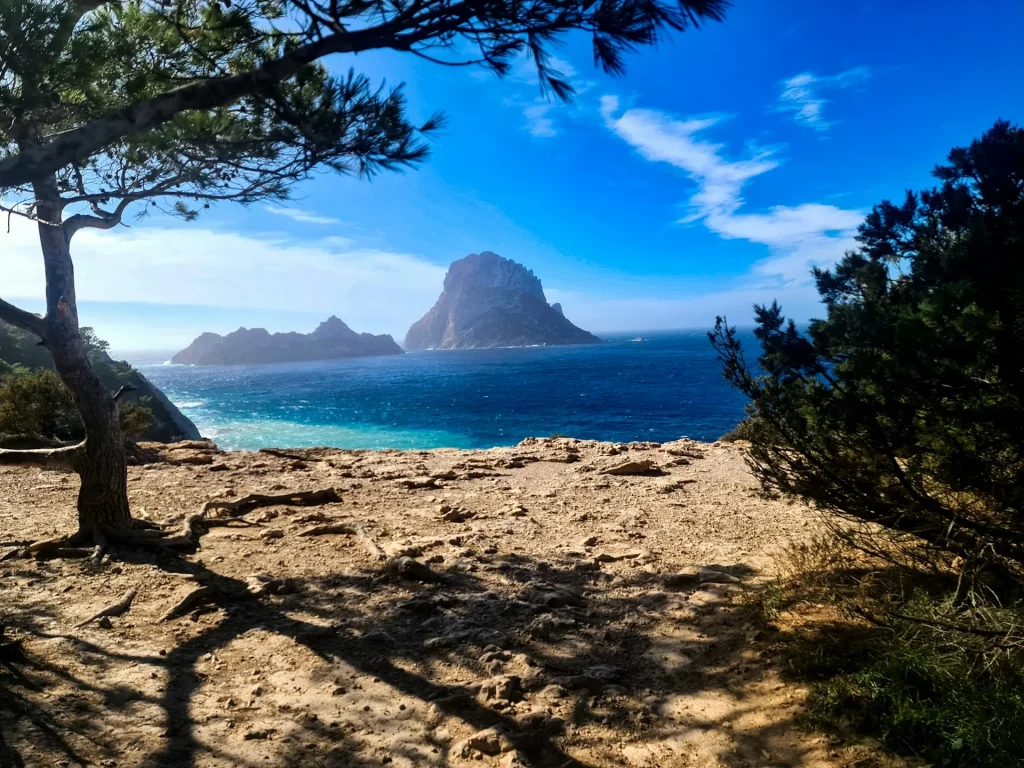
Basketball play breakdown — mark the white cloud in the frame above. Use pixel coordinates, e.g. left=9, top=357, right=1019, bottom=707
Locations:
left=601, top=95, right=862, bottom=287
left=1, top=217, right=445, bottom=346
left=523, top=103, right=557, bottom=137
left=263, top=206, right=345, bottom=225
left=774, top=67, right=871, bottom=132
left=503, top=54, right=592, bottom=138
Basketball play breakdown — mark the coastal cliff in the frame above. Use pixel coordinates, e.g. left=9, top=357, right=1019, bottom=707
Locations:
left=404, top=251, right=601, bottom=350
left=172, top=316, right=403, bottom=365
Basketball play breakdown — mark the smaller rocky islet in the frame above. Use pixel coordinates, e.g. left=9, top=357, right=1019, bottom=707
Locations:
left=171, top=315, right=403, bottom=366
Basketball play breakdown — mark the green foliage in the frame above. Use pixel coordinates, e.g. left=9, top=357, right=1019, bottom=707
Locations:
left=0, top=365, right=153, bottom=442
left=740, top=580, right=784, bottom=627
left=710, top=120, right=1024, bottom=587
left=784, top=581, right=1024, bottom=767
left=762, top=533, right=1024, bottom=767
left=117, top=398, right=153, bottom=438
left=1, top=321, right=154, bottom=441
left=0, top=0, right=438, bottom=223
left=719, top=416, right=758, bottom=443
left=799, top=639, right=1024, bottom=766
left=0, top=368, right=77, bottom=439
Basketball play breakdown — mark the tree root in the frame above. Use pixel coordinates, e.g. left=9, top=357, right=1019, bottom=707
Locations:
left=76, top=588, right=137, bottom=628
left=296, top=522, right=385, bottom=560
left=17, top=487, right=344, bottom=561
left=201, top=488, right=341, bottom=517
left=159, top=586, right=216, bottom=622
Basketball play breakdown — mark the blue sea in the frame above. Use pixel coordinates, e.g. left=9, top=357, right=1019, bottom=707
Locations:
left=134, top=331, right=749, bottom=451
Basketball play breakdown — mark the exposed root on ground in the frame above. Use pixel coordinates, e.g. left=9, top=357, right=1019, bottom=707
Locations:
left=16, top=487, right=344, bottom=561
left=201, top=488, right=342, bottom=517
left=76, top=588, right=137, bottom=628
left=296, top=522, right=385, bottom=560
left=158, top=585, right=217, bottom=623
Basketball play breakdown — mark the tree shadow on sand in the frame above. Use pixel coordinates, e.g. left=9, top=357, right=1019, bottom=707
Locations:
left=0, top=537, right=850, bottom=768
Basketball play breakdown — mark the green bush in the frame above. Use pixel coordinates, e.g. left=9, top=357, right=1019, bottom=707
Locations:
left=791, top=601, right=1024, bottom=767
left=1, top=321, right=153, bottom=443
left=0, top=367, right=152, bottom=444
left=719, top=416, right=758, bottom=443
left=711, top=121, right=1024, bottom=766
left=711, top=120, right=1024, bottom=588
left=0, top=369, right=78, bottom=440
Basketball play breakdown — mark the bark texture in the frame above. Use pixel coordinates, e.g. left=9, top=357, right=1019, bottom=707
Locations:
left=32, top=173, right=132, bottom=534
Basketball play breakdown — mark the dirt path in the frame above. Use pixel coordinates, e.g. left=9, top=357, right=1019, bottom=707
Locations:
left=1, top=437, right=880, bottom=767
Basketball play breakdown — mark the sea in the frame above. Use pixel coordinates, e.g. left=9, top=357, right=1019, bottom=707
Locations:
left=131, top=331, right=750, bottom=452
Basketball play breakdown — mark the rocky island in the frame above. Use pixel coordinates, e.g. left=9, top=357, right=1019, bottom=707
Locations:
left=171, top=316, right=402, bottom=365
left=404, top=251, right=601, bottom=350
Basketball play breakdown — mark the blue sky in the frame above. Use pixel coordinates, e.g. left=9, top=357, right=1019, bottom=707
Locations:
left=4, top=0, right=1022, bottom=352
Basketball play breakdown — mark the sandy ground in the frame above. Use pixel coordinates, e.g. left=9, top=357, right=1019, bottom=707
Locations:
left=1, top=437, right=887, bottom=768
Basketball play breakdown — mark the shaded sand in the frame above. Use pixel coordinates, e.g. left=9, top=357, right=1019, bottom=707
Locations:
left=1, top=438, right=891, bottom=767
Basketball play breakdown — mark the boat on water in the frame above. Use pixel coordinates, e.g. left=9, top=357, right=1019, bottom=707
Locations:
left=630, top=336, right=646, bottom=342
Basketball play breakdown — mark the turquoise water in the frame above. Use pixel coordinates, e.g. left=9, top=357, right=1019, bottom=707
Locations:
left=136, top=331, right=748, bottom=451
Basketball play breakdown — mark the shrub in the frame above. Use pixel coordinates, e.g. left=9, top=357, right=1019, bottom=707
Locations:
left=711, top=121, right=1024, bottom=766
left=719, top=416, right=758, bottom=443
left=710, top=120, right=1024, bottom=590
left=777, top=552, right=1024, bottom=767
left=0, top=367, right=152, bottom=443
left=0, top=369, right=78, bottom=440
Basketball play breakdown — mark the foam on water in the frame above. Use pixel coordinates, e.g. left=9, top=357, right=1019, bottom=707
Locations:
left=139, top=331, right=748, bottom=451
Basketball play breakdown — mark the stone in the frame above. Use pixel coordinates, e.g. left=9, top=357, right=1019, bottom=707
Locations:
left=462, top=727, right=515, bottom=756
left=500, top=751, right=532, bottom=768
left=524, top=585, right=582, bottom=609
left=601, top=459, right=658, bottom=476
left=479, top=674, right=523, bottom=703
left=537, top=684, right=568, bottom=699
left=440, top=506, right=474, bottom=523
left=386, top=557, right=445, bottom=583
left=258, top=529, right=284, bottom=541
left=385, top=542, right=424, bottom=558
left=664, top=568, right=701, bottom=588
left=699, top=568, right=740, bottom=584
left=593, top=551, right=642, bottom=563
left=549, top=675, right=605, bottom=693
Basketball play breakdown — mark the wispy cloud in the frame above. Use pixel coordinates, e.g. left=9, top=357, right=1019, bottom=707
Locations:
left=263, top=206, right=344, bottom=225
left=600, top=95, right=862, bottom=286
left=774, top=67, right=871, bottom=132
left=522, top=103, right=557, bottom=137
left=502, top=54, right=592, bottom=138
left=2, top=216, right=444, bottom=346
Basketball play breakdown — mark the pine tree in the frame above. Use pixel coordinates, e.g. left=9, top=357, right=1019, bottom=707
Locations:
left=711, top=121, right=1024, bottom=588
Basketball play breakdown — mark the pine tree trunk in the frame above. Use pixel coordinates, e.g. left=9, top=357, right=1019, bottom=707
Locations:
left=33, top=175, right=132, bottom=535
